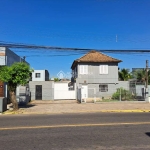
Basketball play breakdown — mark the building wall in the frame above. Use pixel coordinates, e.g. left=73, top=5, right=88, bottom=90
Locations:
left=75, top=62, right=119, bottom=84
left=0, top=47, right=6, bottom=66
left=117, top=81, right=129, bottom=90
left=45, top=70, right=49, bottom=81
left=0, top=47, right=28, bottom=99
left=32, top=70, right=49, bottom=81
left=0, top=47, right=25, bottom=66
left=76, top=81, right=129, bottom=100
left=6, top=47, right=23, bottom=66
left=82, top=83, right=118, bottom=99
left=29, top=81, right=54, bottom=100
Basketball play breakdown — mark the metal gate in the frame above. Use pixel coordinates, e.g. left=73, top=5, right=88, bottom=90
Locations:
left=54, top=83, right=76, bottom=100
left=35, top=85, right=42, bottom=100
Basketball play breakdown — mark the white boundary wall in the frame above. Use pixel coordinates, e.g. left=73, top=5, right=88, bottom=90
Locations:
left=54, top=82, right=76, bottom=99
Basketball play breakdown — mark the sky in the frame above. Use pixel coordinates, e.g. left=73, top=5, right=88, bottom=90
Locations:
left=0, top=0, right=150, bottom=78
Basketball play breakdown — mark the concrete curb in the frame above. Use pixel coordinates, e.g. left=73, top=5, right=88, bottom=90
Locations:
left=2, top=109, right=150, bottom=115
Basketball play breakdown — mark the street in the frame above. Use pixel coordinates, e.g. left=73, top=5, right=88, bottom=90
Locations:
left=0, top=113, right=150, bottom=150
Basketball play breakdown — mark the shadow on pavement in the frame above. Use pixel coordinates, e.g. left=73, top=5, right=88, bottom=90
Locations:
left=145, top=132, right=150, bottom=137
left=9, top=104, right=36, bottom=109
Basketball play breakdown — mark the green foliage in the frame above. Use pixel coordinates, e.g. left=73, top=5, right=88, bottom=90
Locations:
left=112, top=88, right=133, bottom=100
left=119, top=68, right=132, bottom=81
left=0, top=62, right=32, bottom=91
left=112, top=91, right=120, bottom=100
left=54, top=78, right=59, bottom=82
left=133, top=69, right=150, bottom=84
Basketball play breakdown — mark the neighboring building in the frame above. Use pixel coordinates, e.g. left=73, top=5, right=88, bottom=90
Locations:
left=0, top=47, right=24, bottom=66
left=31, top=70, right=49, bottom=81
left=71, top=50, right=122, bottom=101
left=29, top=70, right=54, bottom=100
left=0, top=47, right=27, bottom=98
left=29, top=81, right=54, bottom=100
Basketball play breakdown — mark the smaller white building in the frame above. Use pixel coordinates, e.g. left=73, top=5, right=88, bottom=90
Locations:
left=32, top=70, right=49, bottom=81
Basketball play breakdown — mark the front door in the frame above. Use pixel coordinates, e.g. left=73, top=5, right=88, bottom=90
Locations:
left=35, top=85, right=42, bottom=100
left=0, top=82, right=4, bottom=97
left=81, top=85, right=88, bottom=102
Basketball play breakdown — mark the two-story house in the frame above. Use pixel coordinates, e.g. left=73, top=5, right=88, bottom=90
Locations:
left=71, top=50, right=122, bottom=101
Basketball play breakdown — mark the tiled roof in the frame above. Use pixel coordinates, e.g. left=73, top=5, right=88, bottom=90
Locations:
left=71, top=50, right=122, bottom=69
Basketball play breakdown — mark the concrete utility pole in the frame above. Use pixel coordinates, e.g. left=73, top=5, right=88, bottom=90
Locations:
left=145, top=60, right=149, bottom=102
left=146, top=60, right=149, bottom=88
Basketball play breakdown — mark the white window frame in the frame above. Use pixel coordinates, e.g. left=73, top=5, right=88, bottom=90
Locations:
left=99, top=65, right=108, bottom=74
left=80, top=65, right=88, bottom=74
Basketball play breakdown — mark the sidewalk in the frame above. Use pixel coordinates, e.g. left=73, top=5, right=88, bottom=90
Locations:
left=3, top=100, right=150, bottom=115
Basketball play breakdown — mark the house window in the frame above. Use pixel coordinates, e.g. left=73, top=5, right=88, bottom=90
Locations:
left=80, top=65, right=88, bottom=74
left=99, top=84, right=108, bottom=92
left=35, top=73, right=41, bottom=78
left=99, top=65, right=108, bottom=74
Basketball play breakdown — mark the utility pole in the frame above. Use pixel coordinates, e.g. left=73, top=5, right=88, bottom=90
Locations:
left=119, top=88, right=121, bottom=101
left=145, top=60, right=149, bottom=102
left=146, top=60, right=148, bottom=88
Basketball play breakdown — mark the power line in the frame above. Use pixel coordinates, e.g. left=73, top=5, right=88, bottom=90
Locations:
left=1, top=41, right=150, bottom=53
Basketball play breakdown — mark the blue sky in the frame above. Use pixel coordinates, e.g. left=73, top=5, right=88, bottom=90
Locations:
left=0, top=0, right=150, bottom=78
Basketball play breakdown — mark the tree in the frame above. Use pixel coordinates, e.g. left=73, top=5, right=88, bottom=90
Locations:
left=0, top=62, right=32, bottom=110
left=133, top=69, right=150, bottom=84
left=54, top=78, right=59, bottom=82
left=119, top=68, right=132, bottom=81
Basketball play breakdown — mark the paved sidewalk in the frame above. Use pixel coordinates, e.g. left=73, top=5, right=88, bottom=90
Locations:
left=3, top=100, right=150, bottom=115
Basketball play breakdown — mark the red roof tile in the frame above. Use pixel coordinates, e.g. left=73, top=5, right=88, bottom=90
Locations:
left=71, top=50, right=122, bottom=69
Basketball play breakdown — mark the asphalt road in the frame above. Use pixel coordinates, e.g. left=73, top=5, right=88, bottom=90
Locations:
left=0, top=113, right=150, bottom=150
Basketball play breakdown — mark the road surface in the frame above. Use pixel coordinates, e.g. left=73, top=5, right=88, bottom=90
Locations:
left=0, top=113, right=150, bottom=150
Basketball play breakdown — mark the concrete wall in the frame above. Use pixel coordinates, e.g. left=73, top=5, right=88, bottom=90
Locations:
left=74, top=62, right=119, bottom=84
left=54, top=82, right=76, bottom=99
left=29, top=81, right=54, bottom=100
left=117, top=81, right=129, bottom=90
left=32, top=70, right=49, bottom=81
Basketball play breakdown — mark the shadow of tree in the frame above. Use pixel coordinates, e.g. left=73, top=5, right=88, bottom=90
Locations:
left=9, top=104, right=36, bottom=109
left=145, top=132, right=150, bottom=137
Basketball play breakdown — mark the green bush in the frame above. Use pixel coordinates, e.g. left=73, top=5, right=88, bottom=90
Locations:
left=112, top=88, right=132, bottom=100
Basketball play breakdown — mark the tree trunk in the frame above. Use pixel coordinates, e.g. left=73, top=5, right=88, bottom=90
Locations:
left=9, top=91, right=18, bottom=111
